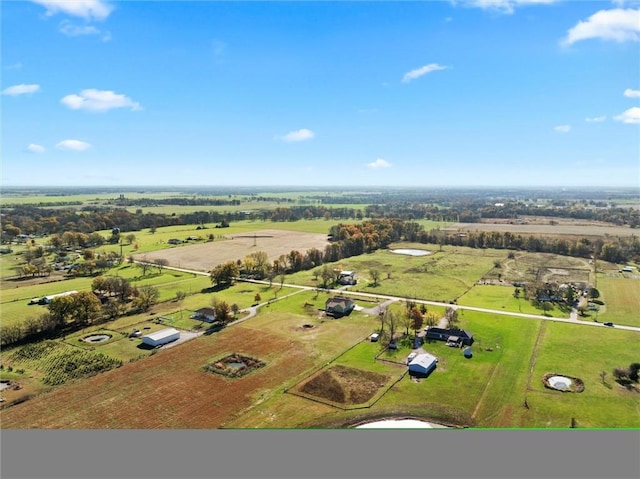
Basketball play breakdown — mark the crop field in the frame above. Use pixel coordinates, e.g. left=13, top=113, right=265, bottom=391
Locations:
left=596, top=276, right=640, bottom=327
left=447, top=221, right=638, bottom=238
left=0, top=298, right=380, bottom=428
left=133, top=229, right=330, bottom=272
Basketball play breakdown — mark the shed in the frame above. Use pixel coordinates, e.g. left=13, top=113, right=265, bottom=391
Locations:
left=142, top=328, right=180, bottom=347
left=408, top=353, right=438, bottom=378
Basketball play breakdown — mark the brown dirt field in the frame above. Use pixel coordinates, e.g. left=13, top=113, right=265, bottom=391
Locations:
left=133, top=229, right=330, bottom=272
left=0, top=325, right=315, bottom=429
left=446, top=222, right=637, bottom=238
left=298, top=365, right=390, bottom=405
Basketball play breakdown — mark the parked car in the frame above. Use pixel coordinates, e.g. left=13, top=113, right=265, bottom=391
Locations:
left=406, top=352, right=417, bottom=364
left=603, top=322, right=614, bottom=327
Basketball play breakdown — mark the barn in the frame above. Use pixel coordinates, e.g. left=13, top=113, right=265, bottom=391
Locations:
left=142, top=328, right=180, bottom=347
left=408, top=352, right=438, bottom=378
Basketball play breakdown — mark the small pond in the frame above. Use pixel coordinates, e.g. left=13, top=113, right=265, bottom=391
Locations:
left=390, top=249, right=432, bottom=257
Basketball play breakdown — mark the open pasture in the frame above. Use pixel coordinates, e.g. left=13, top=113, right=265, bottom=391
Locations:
left=596, top=276, right=640, bottom=327
left=457, top=284, right=567, bottom=318
left=525, top=321, right=640, bottom=428
left=302, top=244, right=506, bottom=302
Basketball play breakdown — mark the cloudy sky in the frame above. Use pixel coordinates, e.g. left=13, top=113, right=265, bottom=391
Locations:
left=2, top=0, right=639, bottom=187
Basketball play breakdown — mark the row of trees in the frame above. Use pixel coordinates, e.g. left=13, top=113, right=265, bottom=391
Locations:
left=1, top=280, right=160, bottom=348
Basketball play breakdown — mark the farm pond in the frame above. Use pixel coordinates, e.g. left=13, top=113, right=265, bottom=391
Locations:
left=389, top=249, right=432, bottom=256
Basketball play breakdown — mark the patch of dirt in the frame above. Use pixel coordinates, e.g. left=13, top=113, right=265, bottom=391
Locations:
left=204, top=353, right=265, bottom=378
left=299, top=365, right=389, bottom=405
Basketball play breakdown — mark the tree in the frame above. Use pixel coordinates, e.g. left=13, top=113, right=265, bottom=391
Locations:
left=154, top=258, right=169, bottom=273
left=424, top=311, right=439, bottom=329
left=254, top=293, right=262, bottom=303
left=49, top=291, right=101, bottom=327
left=138, top=258, right=152, bottom=276
left=599, top=371, right=607, bottom=385
left=214, top=301, right=232, bottom=323
left=210, top=261, right=239, bottom=286
left=231, top=303, right=240, bottom=317
left=125, top=233, right=136, bottom=245
left=134, top=285, right=159, bottom=312
left=409, top=307, right=424, bottom=335
left=370, top=268, right=381, bottom=286
left=628, top=363, right=640, bottom=382
left=381, top=308, right=399, bottom=347
left=320, top=265, right=334, bottom=288
left=445, top=307, right=459, bottom=329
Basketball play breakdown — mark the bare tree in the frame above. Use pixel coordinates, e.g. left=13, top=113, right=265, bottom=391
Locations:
left=382, top=308, right=399, bottom=347
left=370, top=268, right=380, bottom=286
left=154, top=258, right=169, bottom=274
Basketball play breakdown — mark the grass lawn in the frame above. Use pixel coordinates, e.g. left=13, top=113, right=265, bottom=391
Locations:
left=457, top=284, right=569, bottom=318
left=524, top=321, right=640, bottom=428
left=596, top=276, right=640, bottom=327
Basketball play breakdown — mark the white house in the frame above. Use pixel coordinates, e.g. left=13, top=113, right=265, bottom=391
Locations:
left=408, top=352, right=438, bottom=377
left=142, top=328, right=180, bottom=347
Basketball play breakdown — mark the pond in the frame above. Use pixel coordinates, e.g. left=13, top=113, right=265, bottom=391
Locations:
left=548, top=376, right=572, bottom=390
left=355, top=419, right=448, bottom=429
left=390, top=249, right=432, bottom=256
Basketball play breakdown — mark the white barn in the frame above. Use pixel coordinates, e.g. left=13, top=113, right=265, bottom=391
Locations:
left=142, top=328, right=180, bottom=347
left=408, top=352, right=438, bottom=377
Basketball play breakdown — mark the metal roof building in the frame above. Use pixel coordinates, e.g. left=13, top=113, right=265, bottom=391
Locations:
left=142, top=328, right=180, bottom=347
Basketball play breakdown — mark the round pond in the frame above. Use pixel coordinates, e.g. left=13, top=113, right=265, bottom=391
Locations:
left=549, top=376, right=572, bottom=390
left=82, top=334, right=111, bottom=343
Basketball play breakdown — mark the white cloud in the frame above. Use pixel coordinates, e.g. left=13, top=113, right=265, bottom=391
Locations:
left=561, top=8, right=640, bottom=46
left=367, top=158, right=392, bottom=169
left=59, top=21, right=101, bottom=37
left=554, top=125, right=571, bottom=133
left=30, top=0, right=113, bottom=21
left=585, top=116, right=607, bottom=123
left=402, top=63, right=447, bottom=83
left=61, top=89, right=142, bottom=112
left=26, top=144, right=46, bottom=154
left=614, top=106, right=640, bottom=123
left=56, top=139, right=92, bottom=151
left=624, top=88, right=640, bottom=98
left=2, top=84, right=40, bottom=96
left=452, top=0, right=560, bottom=15
left=279, top=129, right=315, bottom=142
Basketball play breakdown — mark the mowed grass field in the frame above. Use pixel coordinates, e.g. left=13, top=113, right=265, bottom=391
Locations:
left=457, top=284, right=568, bottom=318
left=596, top=276, right=640, bottom=327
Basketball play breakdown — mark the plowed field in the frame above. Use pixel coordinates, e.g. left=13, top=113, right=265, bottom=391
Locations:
left=0, top=325, right=314, bottom=429
left=134, top=229, right=330, bottom=272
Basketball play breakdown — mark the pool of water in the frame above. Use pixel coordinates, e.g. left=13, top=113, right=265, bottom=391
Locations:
left=355, top=419, right=447, bottom=429
left=390, top=249, right=432, bottom=256
left=549, top=376, right=572, bottom=389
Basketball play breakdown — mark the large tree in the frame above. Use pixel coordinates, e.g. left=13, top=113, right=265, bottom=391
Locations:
left=210, top=261, right=239, bottom=286
left=134, top=285, right=159, bottom=312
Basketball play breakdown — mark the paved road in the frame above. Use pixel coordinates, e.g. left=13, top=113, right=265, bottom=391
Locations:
left=142, top=262, right=640, bottom=334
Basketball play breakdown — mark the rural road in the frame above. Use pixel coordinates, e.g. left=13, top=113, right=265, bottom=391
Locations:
left=139, top=262, right=640, bottom=334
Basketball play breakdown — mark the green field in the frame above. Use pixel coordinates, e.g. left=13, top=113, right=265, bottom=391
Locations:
left=457, top=284, right=568, bottom=318
left=596, top=276, right=640, bottom=327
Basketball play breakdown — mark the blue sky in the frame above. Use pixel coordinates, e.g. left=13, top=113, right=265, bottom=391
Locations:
left=2, top=0, right=639, bottom=188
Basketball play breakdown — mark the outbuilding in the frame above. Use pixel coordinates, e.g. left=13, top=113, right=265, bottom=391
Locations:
left=408, top=352, right=438, bottom=378
left=142, top=328, right=180, bottom=347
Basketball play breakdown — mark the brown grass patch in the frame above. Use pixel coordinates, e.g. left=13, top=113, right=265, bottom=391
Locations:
left=299, top=365, right=390, bottom=405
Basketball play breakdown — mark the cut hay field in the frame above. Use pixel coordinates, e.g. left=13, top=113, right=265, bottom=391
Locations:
left=133, top=229, right=330, bottom=272
left=597, top=276, right=640, bottom=327
left=447, top=221, right=638, bottom=238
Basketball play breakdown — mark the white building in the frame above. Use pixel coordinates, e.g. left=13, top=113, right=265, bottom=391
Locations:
left=142, top=328, right=180, bottom=347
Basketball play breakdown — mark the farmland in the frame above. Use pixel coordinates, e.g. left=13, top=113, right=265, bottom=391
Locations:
left=1, top=187, right=639, bottom=430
